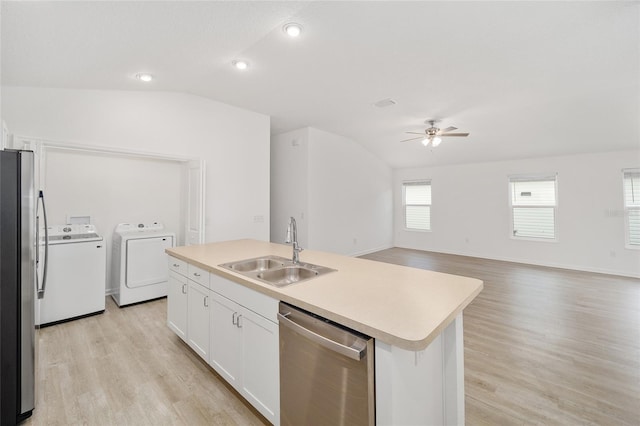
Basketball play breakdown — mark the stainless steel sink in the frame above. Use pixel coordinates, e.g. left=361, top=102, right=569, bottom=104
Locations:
left=257, top=266, right=320, bottom=287
left=223, top=255, right=287, bottom=273
left=219, top=256, right=336, bottom=287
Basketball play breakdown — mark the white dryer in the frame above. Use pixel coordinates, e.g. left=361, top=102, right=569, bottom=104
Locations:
left=111, top=222, right=175, bottom=307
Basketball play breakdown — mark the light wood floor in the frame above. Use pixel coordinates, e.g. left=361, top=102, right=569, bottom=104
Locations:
left=26, top=297, right=266, bottom=425
left=361, top=248, right=640, bottom=426
left=26, top=249, right=640, bottom=425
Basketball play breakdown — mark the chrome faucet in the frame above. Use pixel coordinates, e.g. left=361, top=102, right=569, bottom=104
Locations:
left=285, top=216, right=303, bottom=264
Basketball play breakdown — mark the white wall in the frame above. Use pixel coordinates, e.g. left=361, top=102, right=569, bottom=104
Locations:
left=43, top=148, right=184, bottom=293
left=307, top=128, right=393, bottom=256
left=394, top=150, right=640, bottom=277
left=271, top=126, right=393, bottom=256
left=2, top=87, right=271, bottom=243
left=270, top=127, right=309, bottom=247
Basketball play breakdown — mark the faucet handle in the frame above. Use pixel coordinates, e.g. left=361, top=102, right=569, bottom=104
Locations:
left=285, top=223, right=292, bottom=244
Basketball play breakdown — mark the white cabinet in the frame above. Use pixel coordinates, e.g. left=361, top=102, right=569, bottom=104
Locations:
left=210, top=292, right=242, bottom=387
left=167, top=256, right=280, bottom=425
left=167, top=256, right=210, bottom=361
left=187, top=280, right=210, bottom=359
left=167, top=270, right=188, bottom=341
left=209, top=275, right=279, bottom=425
left=239, top=306, right=279, bottom=422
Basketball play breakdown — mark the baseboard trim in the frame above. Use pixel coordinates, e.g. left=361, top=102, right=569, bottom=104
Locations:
left=392, top=245, right=640, bottom=279
left=349, top=244, right=395, bottom=258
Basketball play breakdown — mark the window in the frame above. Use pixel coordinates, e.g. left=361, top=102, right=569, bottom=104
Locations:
left=509, top=175, right=557, bottom=240
left=623, top=169, right=640, bottom=247
left=403, top=180, right=431, bottom=231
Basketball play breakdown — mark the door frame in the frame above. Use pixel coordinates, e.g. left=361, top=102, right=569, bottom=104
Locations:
left=12, top=135, right=205, bottom=245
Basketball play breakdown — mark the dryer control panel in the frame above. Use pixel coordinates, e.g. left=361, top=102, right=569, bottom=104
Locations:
left=114, top=222, right=164, bottom=234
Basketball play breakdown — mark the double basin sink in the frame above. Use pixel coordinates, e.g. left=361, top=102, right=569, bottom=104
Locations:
left=219, top=255, right=336, bottom=287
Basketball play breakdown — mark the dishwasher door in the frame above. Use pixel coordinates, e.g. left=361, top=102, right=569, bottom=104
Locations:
left=278, top=302, right=375, bottom=426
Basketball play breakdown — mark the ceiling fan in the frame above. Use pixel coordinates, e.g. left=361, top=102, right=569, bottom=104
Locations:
left=401, top=120, right=469, bottom=147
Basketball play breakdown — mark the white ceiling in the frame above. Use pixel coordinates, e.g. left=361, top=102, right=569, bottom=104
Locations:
left=2, top=1, right=639, bottom=168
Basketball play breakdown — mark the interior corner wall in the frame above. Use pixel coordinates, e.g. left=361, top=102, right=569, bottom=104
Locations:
left=1, top=86, right=271, bottom=243
left=393, top=150, right=640, bottom=278
left=271, top=127, right=393, bottom=256
left=270, top=127, right=310, bottom=247
left=306, top=127, right=393, bottom=256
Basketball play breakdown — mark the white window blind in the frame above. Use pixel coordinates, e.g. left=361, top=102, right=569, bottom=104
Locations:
left=509, top=176, right=557, bottom=240
left=403, top=181, right=431, bottom=231
left=623, top=169, right=640, bottom=246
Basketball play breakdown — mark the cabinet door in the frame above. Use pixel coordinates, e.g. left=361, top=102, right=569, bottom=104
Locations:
left=187, top=280, right=210, bottom=360
left=209, top=292, right=242, bottom=388
left=167, top=271, right=188, bottom=341
left=240, top=308, right=280, bottom=425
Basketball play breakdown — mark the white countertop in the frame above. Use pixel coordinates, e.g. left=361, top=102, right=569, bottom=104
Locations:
left=167, top=239, right=483, bottom=351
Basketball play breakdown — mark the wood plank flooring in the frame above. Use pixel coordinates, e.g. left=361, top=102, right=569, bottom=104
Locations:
left=26, top=249, right=640, bottom=425
left=26, top=297, right=266, bottom=426
left=361, top=248, right=640, bottom=426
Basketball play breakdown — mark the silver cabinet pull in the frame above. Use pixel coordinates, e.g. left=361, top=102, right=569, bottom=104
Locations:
left=181, top=283, right=187, bottom=294
left=237, top=314, right=242, bottom=328
left=204, top=295, right=209, bottom=308
left=173, top=263, right=180, bottom=268
left=277, top=312, right=366, bottom=360
left=193, top=272, right=201, bottom=277
left=232, top=312, right=237, bottom=325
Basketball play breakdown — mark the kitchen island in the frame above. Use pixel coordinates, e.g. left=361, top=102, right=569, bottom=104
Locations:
left=166, top=239, right=483, bottom=425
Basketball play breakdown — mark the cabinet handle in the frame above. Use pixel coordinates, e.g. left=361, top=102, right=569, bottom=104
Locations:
left=181, top=283, right=187, bottom=294
left=204, top=295, right=209, bottom=308
left=173, top=263, right=180, bottom=268
left=193, top=272, right=201, bottom=277
left=237, top=314, right=242, bottom=328
left=232, top=312, right=237, bottom=326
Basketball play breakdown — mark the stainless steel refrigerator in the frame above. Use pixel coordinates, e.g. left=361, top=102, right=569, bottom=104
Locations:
left=0, top=149, right=46, bottom=424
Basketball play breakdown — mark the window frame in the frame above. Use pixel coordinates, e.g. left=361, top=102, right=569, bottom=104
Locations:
left=622, top=168, right=640, bottom=250
left=402, top=180, right=432, bottom=232
left=508, top=174, right=558, bottom=242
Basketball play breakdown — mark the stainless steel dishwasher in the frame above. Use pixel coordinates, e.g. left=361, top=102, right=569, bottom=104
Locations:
left=278, top=302, right=375, bottom=426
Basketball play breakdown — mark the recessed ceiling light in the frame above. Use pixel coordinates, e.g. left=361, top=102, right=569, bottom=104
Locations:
left=283, top=22, right=303, bottom=38
left=232, top=60, right=249, bottom=70
left=135, top=73, right=153, bottom=82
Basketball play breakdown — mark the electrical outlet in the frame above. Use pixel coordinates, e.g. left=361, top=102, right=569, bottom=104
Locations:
left=253, top=215, right=264, bottom=223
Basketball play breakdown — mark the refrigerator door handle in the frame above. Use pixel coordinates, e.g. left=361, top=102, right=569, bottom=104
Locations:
left=36, top=190, right=49, bottom=299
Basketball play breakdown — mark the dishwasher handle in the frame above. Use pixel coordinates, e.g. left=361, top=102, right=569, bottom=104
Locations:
left=278, top=312, right=366, bottom=361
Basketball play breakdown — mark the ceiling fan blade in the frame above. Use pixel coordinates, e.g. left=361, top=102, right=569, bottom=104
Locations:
left=405, top=131, right=425, bottom=135
left=441, top=132, right=469, bottom=137
left=399, top=136, right=425, bottom=142
left=439, top=126, right=457, bottom=133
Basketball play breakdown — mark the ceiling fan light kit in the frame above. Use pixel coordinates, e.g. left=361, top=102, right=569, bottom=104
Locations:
left=135, top=73, right=153, bottom=82
left=401, top=119, right=469, bottom=148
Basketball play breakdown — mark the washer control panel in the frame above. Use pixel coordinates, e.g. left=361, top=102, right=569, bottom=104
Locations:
left=114, top=222, right=165, bottom=234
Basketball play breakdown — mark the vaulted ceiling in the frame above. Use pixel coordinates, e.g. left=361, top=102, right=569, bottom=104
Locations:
left=2, top=1, right=638, bottom=168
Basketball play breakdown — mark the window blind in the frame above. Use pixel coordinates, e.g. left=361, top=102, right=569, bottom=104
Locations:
left=623, top=170, right=640, bottom=246
left=403, top=181, right=431, bottom=231
left=509, top=176, right=557, bottom=239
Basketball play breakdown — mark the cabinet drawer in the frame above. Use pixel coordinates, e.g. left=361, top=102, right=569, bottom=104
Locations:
left=210, top=272, right=278, bottom=323
left=168, top=257, right=188, bottom=276
left=188, top=263, right=210, bottom=288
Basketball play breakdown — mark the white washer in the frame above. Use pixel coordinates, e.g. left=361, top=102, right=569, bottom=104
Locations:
left=39, top=224, right=107, bottom=326
left=111, top=222, right=175, bottom=307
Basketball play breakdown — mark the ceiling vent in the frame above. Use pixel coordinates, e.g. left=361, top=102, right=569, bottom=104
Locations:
left=374, top=98, right=397, bottom=108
